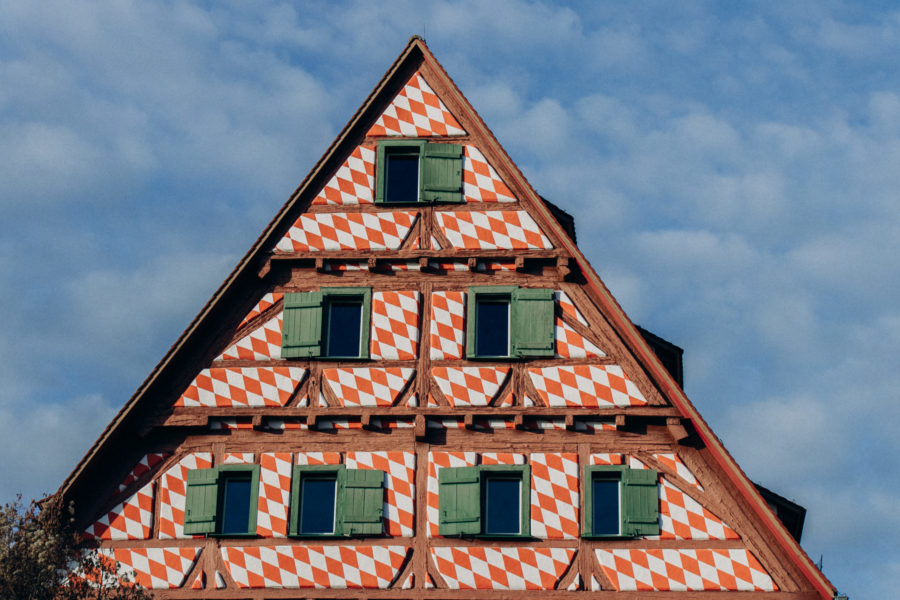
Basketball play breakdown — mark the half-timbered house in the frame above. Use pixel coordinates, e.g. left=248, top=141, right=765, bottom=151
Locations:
left=57, top=37, right=836, bottom=599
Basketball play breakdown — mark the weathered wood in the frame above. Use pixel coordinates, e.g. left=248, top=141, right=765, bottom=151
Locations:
left=666, top=417, right=690, bottom=442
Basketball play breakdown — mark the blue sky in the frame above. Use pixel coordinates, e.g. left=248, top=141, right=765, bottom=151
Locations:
left=1, top=1, right=896, bottom=597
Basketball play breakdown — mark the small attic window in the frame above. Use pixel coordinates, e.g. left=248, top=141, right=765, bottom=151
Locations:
left=384, top=147, right=420, bottom=203
left=375, top=140, right=463, bottom=204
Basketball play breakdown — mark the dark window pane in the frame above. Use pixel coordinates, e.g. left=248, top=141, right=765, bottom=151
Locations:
left=301, top=477, right=337, bottom=534
left=327, top=301, right=362, bottom=357
left=476, top=300, right=509, bottom=356
left=220, top=476, right=251, bottom=534
left=385, top=154, right=419, bottom=203
left=592, top=478, right=620, bottom=535
left=484, top=477, right=520, bottom=534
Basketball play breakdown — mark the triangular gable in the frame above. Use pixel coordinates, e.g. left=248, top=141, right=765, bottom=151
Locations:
left=368, top=71, right=466, bottom=137
left=58, top=37, right=834, bottom=600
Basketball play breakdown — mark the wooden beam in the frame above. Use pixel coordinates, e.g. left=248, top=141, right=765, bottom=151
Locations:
left=667, top=417, right=690, bottom=442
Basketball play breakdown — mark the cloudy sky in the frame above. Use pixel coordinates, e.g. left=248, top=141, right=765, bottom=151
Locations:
left=1, top=1, right=897, bottom=597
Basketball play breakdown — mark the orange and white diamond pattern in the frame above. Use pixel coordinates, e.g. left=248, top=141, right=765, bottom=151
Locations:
left=239, top=292, right=283, bottom=327
left=311, top=145, right=376, bottom=205
left=176, top=366, right=305, bottom=407
left=275, top=211, right=417, bottom=252
left=99, top=546, right=201, bottom=589
left=322, top=367, right=414, bottom=407
left=481, top=453, right=524, bottom=465
left=432, top=366, right=509, bottom=406
left=436, top=210, right=552, bottom=250
left=84, top=482, right=154, bottom=540
left=431, top=547, right=575, bottom=590
left=595, top=548, right=776, bottom=592
left=158, top=452, right=213, bottom=539
left=217, top=314, right=282, bottom=361
left=223, top=452, right=254, bottom=464
left=657, top=478, right=739, bottom=540
left=345, top=451, right=416, bottom=536
left=117, top=452, right=169, bottom=493
left=654, top=452, right=703, bottom=490
left=221, top=545, right=409, bottom=588
left=295, top=452, right=342, bottom=466
left=371, top=291, right=420, bottom=360
left=463, top=145, right=516, bottom=203
left=256, top=452, right=293, bottom=538
left=427, top=451, right=476, bottom=537
left=528, top=365, right=647, bottom=407
left=530, top=453, right=579, bottom=540
left=555, top=290, right=587, bottom=325
left=367, top=72, right=465, bottom=137
left=430, top=290, right=465, bottom=360
left=590, top=453, right=624, bottom=466
left=555, top=317, right=605, bottom=358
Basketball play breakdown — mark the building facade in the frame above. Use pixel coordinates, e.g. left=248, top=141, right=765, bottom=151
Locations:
left=58, top=38, right=835, bottom=599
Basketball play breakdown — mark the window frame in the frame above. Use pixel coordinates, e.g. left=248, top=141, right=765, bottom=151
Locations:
left=290, top=465, right=345, bottom=538
left=468, top=286, right=515, bottom=359
left=289, top=465, right=386, bottom=538
left=184, top=465, right=261, bottom=537
left=480, top=465, right=531, bottom=538
left=582, top=465, right=660, bottom=538
left=466, top=286, right=555, bottom=359
left=437, top=464, right=531, bottom=538
left=375, top=140, right=464, bottom=204
left=376, top=140, right=426, bottom=204
left=281, top=287, right=372, bottom=360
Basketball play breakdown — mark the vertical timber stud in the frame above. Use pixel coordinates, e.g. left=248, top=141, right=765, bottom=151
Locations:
left=512, top=288, right=555, bottom=357
left=281, top=292, right=324, bottom=358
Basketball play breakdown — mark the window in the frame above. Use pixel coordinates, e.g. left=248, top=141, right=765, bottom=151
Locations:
left=290, top=465, right=385, bottom=536
left=438, top=465, right=530, bottom=537
left=184, top=465, right=261, bottom=536
left=466, top=286, right=555, bottom=359
left=281, top=287, right=372, bottom=359
left=375, top=140, right=463, bottom=204
left=582, top=466, right=660, bottom=537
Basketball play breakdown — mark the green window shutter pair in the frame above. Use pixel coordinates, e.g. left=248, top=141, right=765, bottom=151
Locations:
left=184, top=466, right=261, bottom=536
left=437, top=465, right=531, bottom=537
left=281, top=288, right=371, bottom=359
left=375, top=140, right=463, bottom=204
left=290, top=465, right=385, bottom=536
left=466, top=286, right=555, bottom=359
left=582, top=465, right=660, bottom=538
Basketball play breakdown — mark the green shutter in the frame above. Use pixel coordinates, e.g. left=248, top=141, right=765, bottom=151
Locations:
left=374, top=143, right=387, bottom=204
left=511, top=288, right=555, bottom=357
left=438, top=466, right=481, bottom=535
left=622, top=468, right=660, bottom=536
left=421, top=142, right=463, bottom=203
left=184, top=468, right=219, bottom=535
left=281, top=292, right=324, bottom=358
left=339, top=468, right=385, bottom=535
